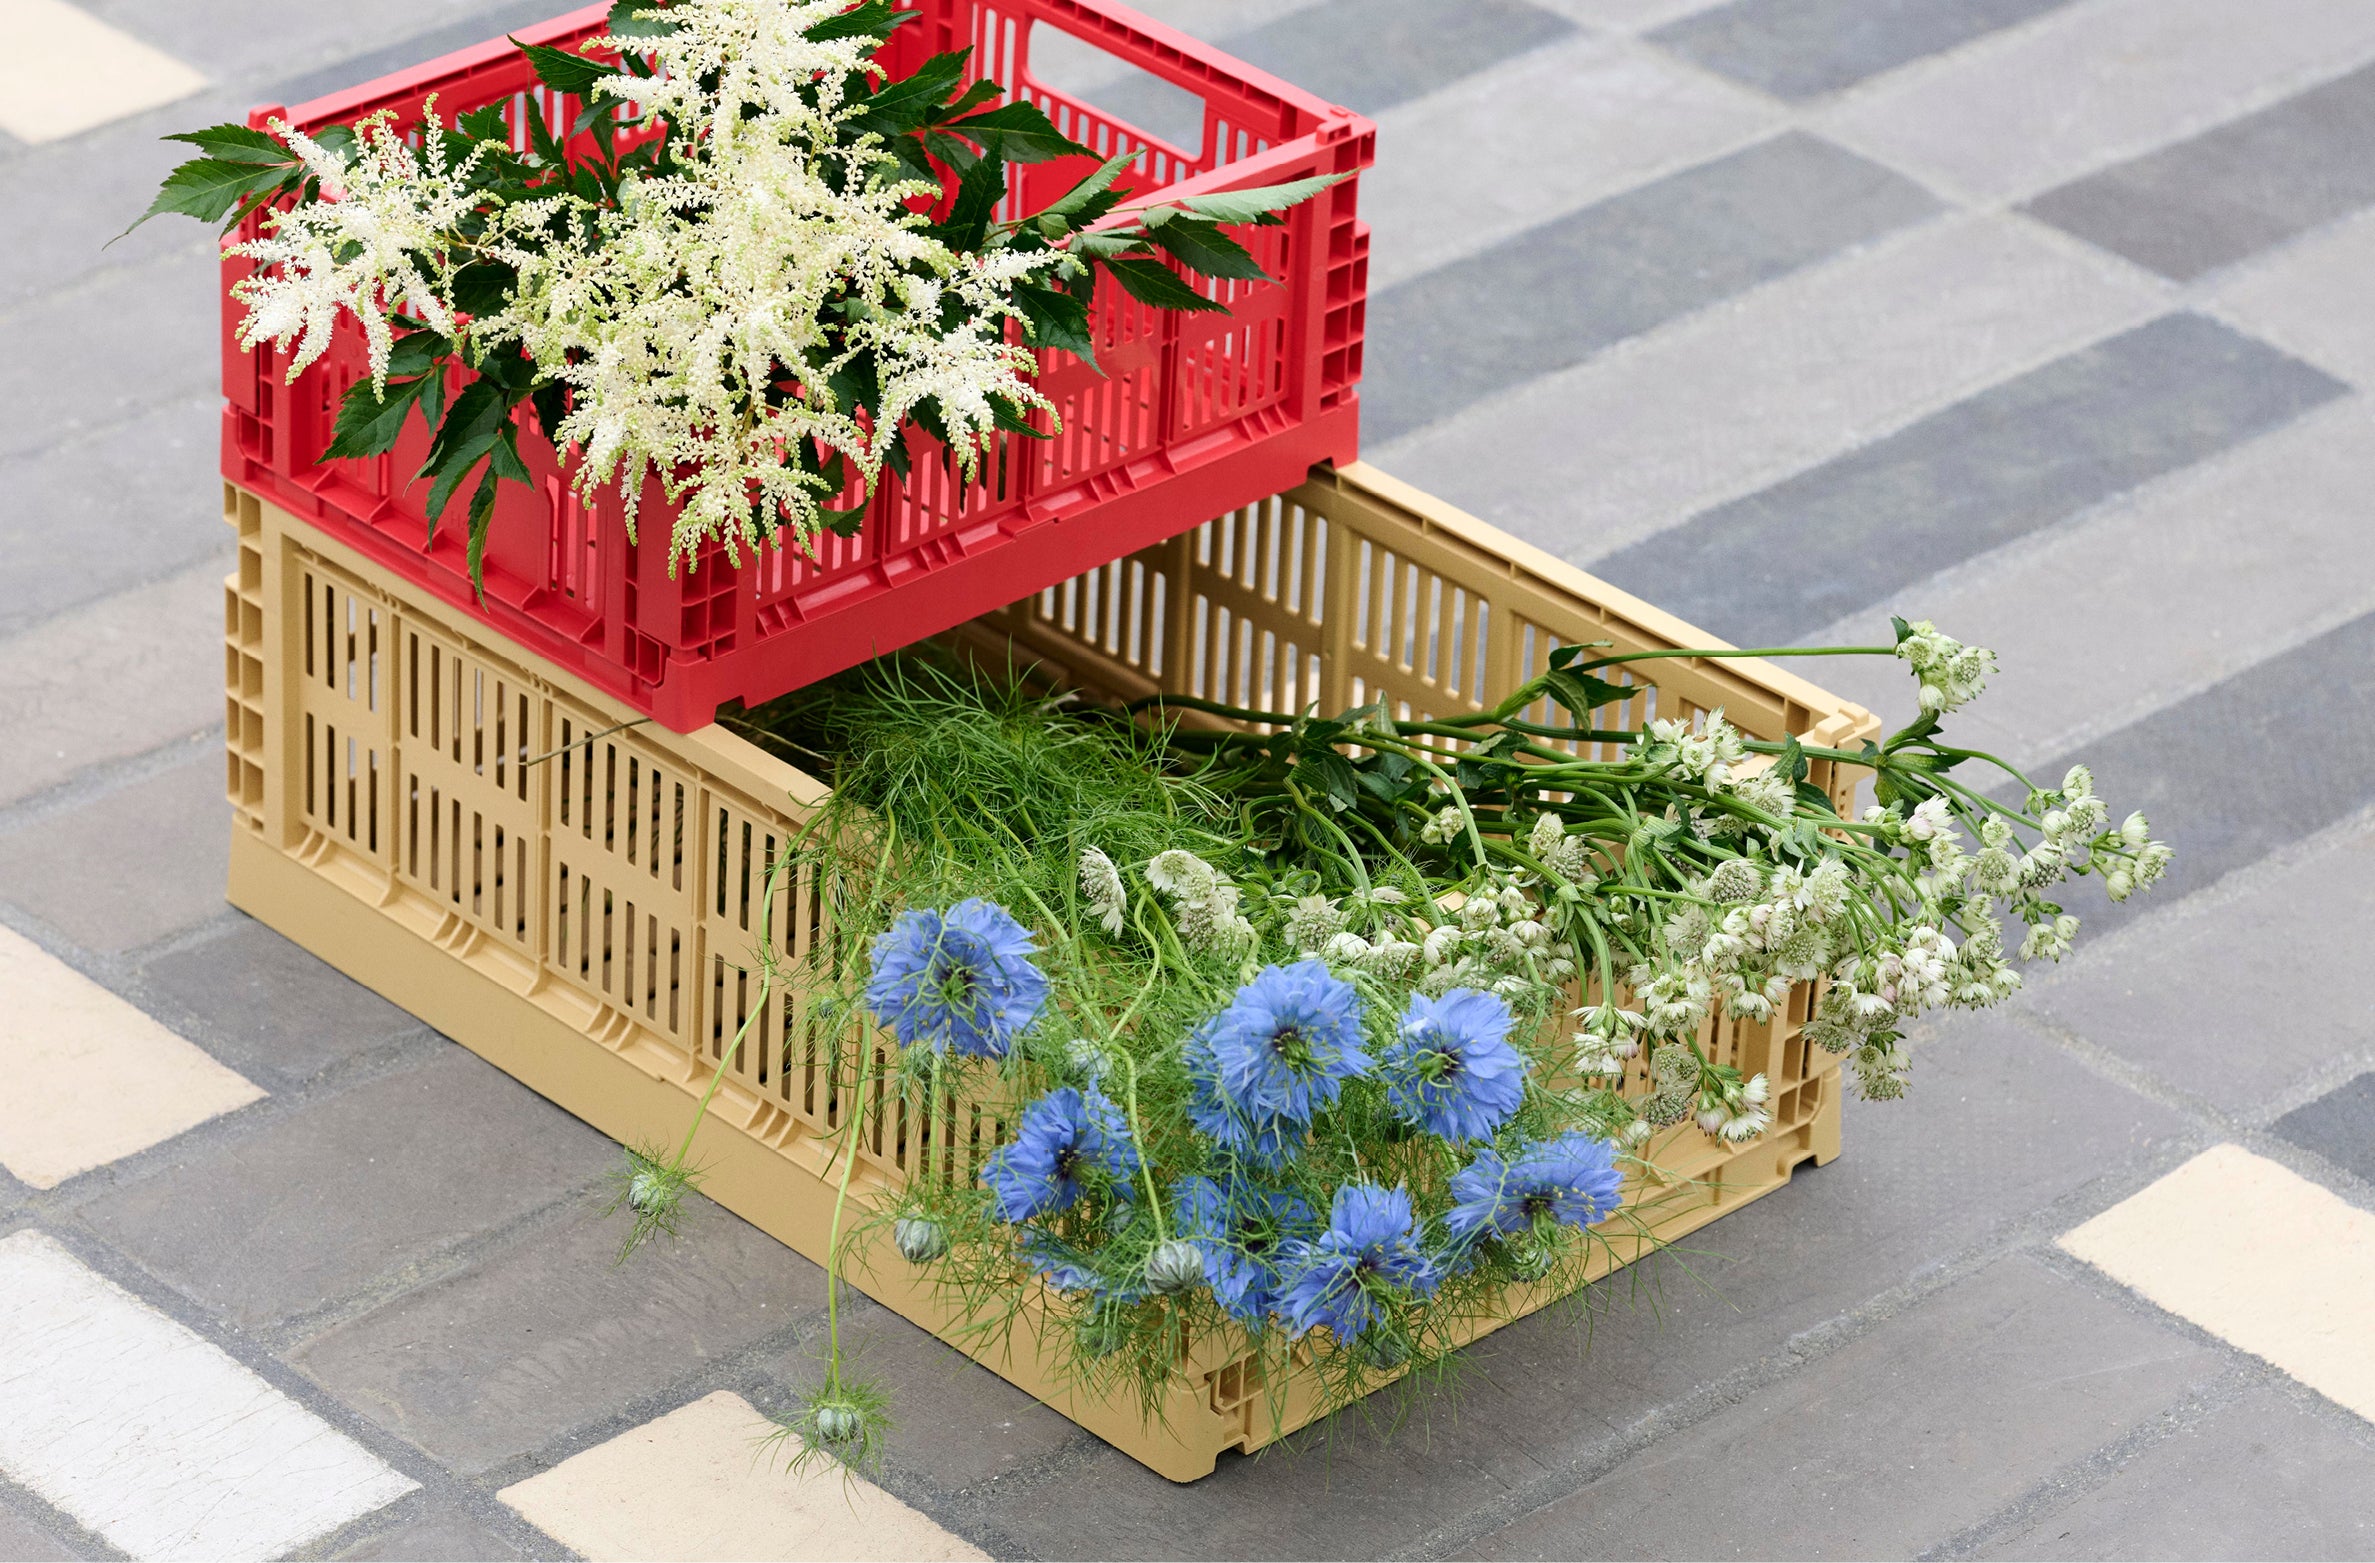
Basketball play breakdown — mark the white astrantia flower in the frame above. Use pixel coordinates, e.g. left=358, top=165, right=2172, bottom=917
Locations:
left=1078, top=847, right=1126, bottom=937
left=1895, top=620, right=1996, bottom=712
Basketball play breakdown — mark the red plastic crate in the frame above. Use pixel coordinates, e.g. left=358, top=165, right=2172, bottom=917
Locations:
left=220, top=0, right=1373, bottom=731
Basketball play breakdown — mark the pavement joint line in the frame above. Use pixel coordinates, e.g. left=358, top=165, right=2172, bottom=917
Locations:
left=1918, top=1365, right=2260, bottom=1562
left=0, top=1221, right=566, bottom=1560
left=16, top=1024, right=440, bottom=1214
left=249, top=1172, right=628, bottom=1358
left=2057, top=1145, right=2375, bottom=1429
left=2015, top=793, right=2375, bottom=984
left=0, top=1462, right=123, bottom=1563
left=0, top=723, right=219, bottom=838
left=1399, top=1109, right=2244, bottom=1562
left=0, top=1225, right=415, bottom=1548
left=294, top=1479, right=580, bottom=1563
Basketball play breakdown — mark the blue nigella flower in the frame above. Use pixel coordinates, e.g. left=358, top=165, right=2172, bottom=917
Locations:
left=1172, top=1173, right=1318, bottom=1326
left=864, top=898, right=1048, bottom=1058
left=1206, top=960, right=1372, bottom=1125
left=1377, top=988, right=1526, bottom=1142
left=1444, top=1132, right=1625, bottom=1245
left=1276, top=1183, right=1440, bottom=1341
left=1184, top=1022, right=1304, bottom=1169
left=981, top=1086, right=1141, bottom=1223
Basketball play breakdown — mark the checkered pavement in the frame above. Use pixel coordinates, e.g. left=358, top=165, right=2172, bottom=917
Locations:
left=3, top=0, right=2373, bottom=1556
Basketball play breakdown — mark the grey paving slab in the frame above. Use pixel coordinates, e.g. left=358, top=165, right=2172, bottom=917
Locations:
left=777, top=1300, right=1082, bottom=1495
left=2272, top=1073, right=2375, bottom=1187
left=0, top=250, right=217, bottom=467
left=2022, top=821, right=2375, bottom=1120
left=1362, top=132, right=1939, bottom=444
left=963, top=1013, right=2186, bottom=1559
left=1457, top=1253, right=2221, bottom=1561
left=1592, top=313, right=2346, bottom=646
left=1209, top=0, right=1576, bottom=116
left=328, top=1498, right=538, bottom=1562
left=0, top=750, right=229, bottom=955
left=0, top=396, right=222, bottom=638
left=0, top=1502, right=77, bottom=1563
left=1983, top=1385, right=2375, bottom=1561
left=0, top=562, right=229, bottom=810
left=290, top=1190, right=827, bottom=1477
left=2032, top=606, right=2375, bottom=944
left=77, top=1047, right=613, bottom=1331
left=1650, top=0, right=2072, bottom=102
left=136, top=915, right=431, bottom=1090
left=2024, top=61, right=2375, bottom=282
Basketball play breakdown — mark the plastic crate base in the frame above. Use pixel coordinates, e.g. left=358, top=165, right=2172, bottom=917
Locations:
left=218, top=462, right=1873, bottom=1481
left=228, top=827, right=1840, bottom=1481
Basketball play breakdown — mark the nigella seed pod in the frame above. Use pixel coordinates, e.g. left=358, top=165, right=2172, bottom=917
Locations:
left=812, top=1402, right=863, bottom=1444
left=1352, top=1331, right=1410, bottom=1370
left=1143, top=1239, right=1205, bottom=1295
left=1077, top=1305, right=1132, bottom=1359
left=627, top=1169, right=668, bottom=1215
left=894, top=1216, right=948, bottom=1265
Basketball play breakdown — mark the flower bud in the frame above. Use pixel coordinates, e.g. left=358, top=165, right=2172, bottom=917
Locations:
left=627, top=1169, right=668, bottom=1215
left=813, top=1401, right=863, bottom=1444
left=2121, top=811, right=2150, bottom=846
left=1144, top=1239, right=1206, bottom=1295
left=894, top=1215, right=948, bottom=1265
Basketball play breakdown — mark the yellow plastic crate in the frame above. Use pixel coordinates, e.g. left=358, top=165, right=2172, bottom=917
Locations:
left=221, top=462, right=1879, bottom=1481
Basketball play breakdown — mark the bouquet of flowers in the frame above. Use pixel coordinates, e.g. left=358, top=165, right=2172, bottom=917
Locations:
left=138, top=0, right=1335, bottom=585
left=615, top=619, right=2169, bottom=1467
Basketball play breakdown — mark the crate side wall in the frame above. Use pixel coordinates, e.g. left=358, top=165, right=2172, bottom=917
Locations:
left=222, top=466, right=1874, bottom=1479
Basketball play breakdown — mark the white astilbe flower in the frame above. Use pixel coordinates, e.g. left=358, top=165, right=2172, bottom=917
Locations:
left=231, top=107, right=487, bottom=393
left=1079, top=846, right=1126, bottom=937
left=1895, top=620, right=1996, bottom=712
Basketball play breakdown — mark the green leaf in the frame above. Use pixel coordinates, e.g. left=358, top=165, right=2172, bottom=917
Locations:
left=804, top=0, right=907, bottom=43
left=1777, top=735, right=1808, bottom=786
left=1011, top=280, right=1098, bottom=368
left=935, top=154, right=1004, bottom=250
left=923, top=78, right=1003, bottom=126
left=512, top=37, right=614, bottom=97
left=385, top=330, right=449, bottom=380
left=1299, top=748, right=1362, bottom=813
left=986, top=395, right=1049, bottom=440
left=1546, top=639, right=1612, bottom=671
left=1172, top=172, right=1343, bottom=225
left=607, top=0, right=678, bottom=37
left=1039, top=151, right=1138, bottom=221
left=418, top=379, right=514, bottom=524
left=848, top=49, right=968, bottom=137
left=123, top=156, right=292, bottom=235
left=162, top=123, right=295, bottom=166
left=1542, top=668, right=1628, bottom=721
left=488, top=423, right=534, bottom=485
left=949, top=99, right=1094, bottom=162
left=1144, top=216, right=1266, bottom=281
left=465, top=466, right=501, bottom=598
left=1794, top=780, right=1840, bottom=818
left=449, top=260, right=518, bottom=318
left=1890, top=614, right=1914, bottom=646
left=324, top=374, right=432, bottom=461
left=1101, top=255, right=1223, bottom=314
left=1880, top=709, right=1943, bottom=753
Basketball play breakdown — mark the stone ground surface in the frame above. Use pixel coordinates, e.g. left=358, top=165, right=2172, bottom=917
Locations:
left=5, top=0, right=2375, bottom=1557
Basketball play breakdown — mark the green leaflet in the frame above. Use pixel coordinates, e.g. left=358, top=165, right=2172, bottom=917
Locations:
left=1143, top=217, right=1266, bottom=282
left=513, top=37, right=614, bottom=98
left=1101, top=256, right=1225, bottom=314
left=1169, top=172, right=1343, bottom=225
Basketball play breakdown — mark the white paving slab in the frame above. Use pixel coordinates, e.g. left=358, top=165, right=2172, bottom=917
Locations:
left=2208, top=207, right=2375, bottom=388
left=2062, top=1145, right=2375, bottom=1423
left=1798, top=394, right=2375, bottom=770
left=1374, top=211, right=2166, bottom=560
left=0, top=923, right=263, bottom=1188
left=499, top=1391, right=987, bottom=1562
left=1363, top=33, right=1780, bottom=291
left=0, top=0, right=205, bottom=144
left=1817, top=0, right=2375, bottom=203
left=0, top=1230, right=415, bottom=1561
